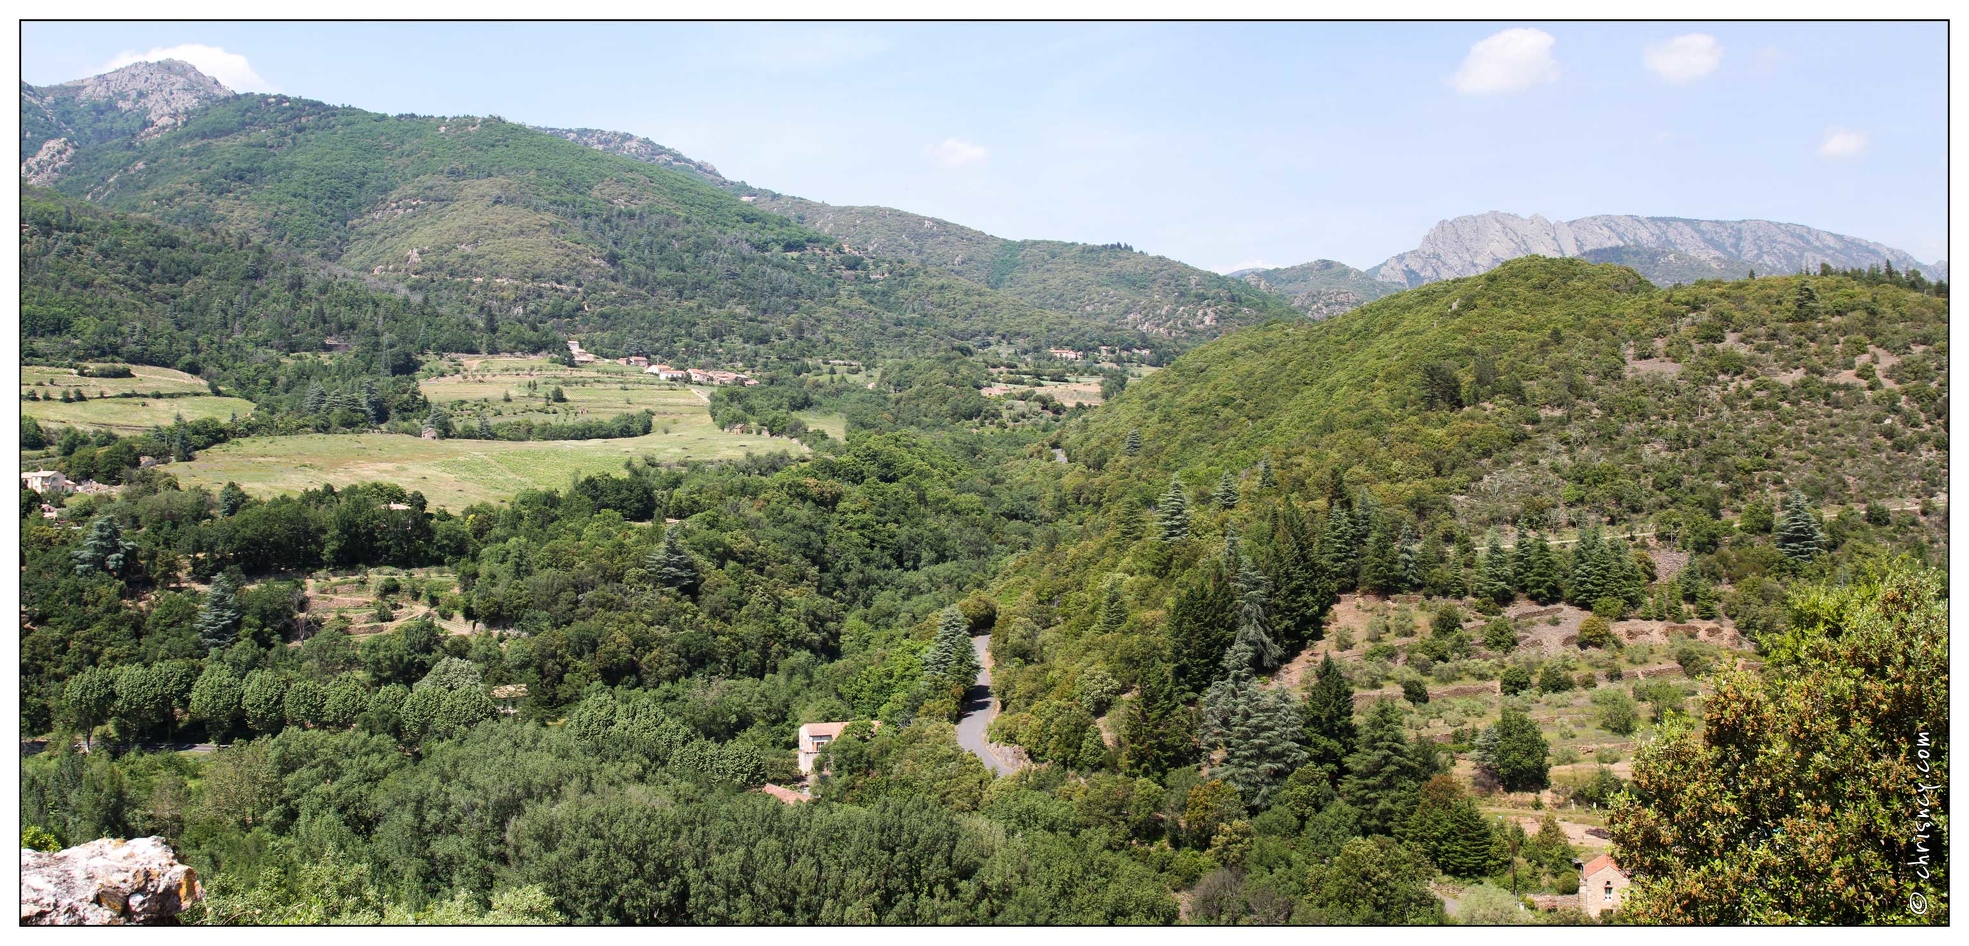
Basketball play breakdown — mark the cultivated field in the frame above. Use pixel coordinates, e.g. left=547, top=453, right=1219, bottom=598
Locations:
left=21, top=394, right=257, bottom=433
left=421, top=354, right=713, bottom=426
left=172, top=425, right=803, bottom=510
left=22, top=364, right=212, bottom=397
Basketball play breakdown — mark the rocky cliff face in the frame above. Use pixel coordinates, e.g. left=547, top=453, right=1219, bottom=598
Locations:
left=530, top=126, right=729, bottom=185
left=1370, top=211, right=1938, bottom=288
left=20, top=837, right=203, bottom=925
left=21, top=60, right=233, bottom=183
left=1235, top=259, right=1398, bottom=320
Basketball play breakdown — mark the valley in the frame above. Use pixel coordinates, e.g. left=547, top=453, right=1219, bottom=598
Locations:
left=15, top=49, right=1949, bottom=930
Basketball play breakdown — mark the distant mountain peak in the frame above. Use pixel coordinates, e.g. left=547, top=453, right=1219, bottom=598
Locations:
left=22, top=59, right=234, bottom=183
left=1370, top=211, right=1937, bottom=288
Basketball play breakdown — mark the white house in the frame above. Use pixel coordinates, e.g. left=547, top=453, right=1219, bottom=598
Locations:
left=21, top=470, right=71, bottom=494
left=797, top=721, right=880, bottom=775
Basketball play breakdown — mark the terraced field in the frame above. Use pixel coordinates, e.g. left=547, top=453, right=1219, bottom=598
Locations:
left=420, top=354, right=711, bottom=426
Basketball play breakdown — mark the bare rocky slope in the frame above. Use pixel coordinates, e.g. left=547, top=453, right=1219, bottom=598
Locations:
left=1370, top=211, right=1943, bottom=288
left=20, top=837, right=203, bottom=925
left=21, top=60, right=234, bottom=184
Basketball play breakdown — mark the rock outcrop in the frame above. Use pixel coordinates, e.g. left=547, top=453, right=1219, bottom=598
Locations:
left=21, top=60, right=233, bottom=184
left=529, top=126, right=728, bottom=185
left=1369, top=211, right=1938, bottom=288
left=20, top=837, right=202, bottom=925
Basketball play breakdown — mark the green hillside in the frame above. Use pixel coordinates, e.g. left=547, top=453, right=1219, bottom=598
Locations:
left=746, top=195, right=1304, bottom=343
left=39, top=96, right=1131, bottom=362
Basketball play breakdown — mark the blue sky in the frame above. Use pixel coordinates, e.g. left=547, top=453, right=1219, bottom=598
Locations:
left=22, top=21, right=1948, bottom=272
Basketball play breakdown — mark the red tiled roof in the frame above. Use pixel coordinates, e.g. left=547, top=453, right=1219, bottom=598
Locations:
left=1581, top=854, right=1623, bottom=877
left=800, top=722, right=852, bottom=739
left=759, top=784, right=810, bottom=805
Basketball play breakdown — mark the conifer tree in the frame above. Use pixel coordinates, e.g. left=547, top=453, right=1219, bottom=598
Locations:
left=1233, top=556, right=1283, bottom=671
left=1340, top=700, right=1438, bottom=835
left=477, top=414, right=495, bottom=439
left=1256, top=456, right=1278, bottom=490
left=1167, top=556, right=1238, bottom=697
left=1265, top=503, right=1335, bottom=647
left=1398, top=531, right=1422, bottom=593
left=1123, top=427, right=1142, bottom=455
left=218, top=481, right=249, bottom=517
left=73, top=515, right=135, bottom=579
left=1567, top=525, right=1616, bottom=607
left=196, top=573, right=244, bottom=652
left=1360, top=527, right=1403, bottom=596
left=1402, top=774, right=1500, bottom=878
left=1120, top=661, right=1197, bottom=777
left=1213, top=472, right=1240, bottom=510
left=1201, top=644, right=1307, bottom=808
left=647, top=523, right=700, bottom=596
left=1302, top=654, right=1357, bottom=780
left=1096, top=576, right=1128, bottom=635
left=1519, top=531, right=1564, bottom=604
left=1157, top=477, right=1191, bottom=543
left=1475, top=533, right=1515, bottom=607
left=1775, top=491, right=1828, bottom=562
left=1321, top=501, right=1365, bottom=589
left=921, top=605, right=980, bottom=685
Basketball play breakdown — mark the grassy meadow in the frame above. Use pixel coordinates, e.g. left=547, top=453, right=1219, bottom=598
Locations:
left=420, top=354, right=712, bottom=426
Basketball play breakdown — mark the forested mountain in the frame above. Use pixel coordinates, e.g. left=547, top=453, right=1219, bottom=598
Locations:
left=29, top=76, right=1161, bottom=362
left=529, top=125, right=1301, bottom=340
left=1368, top=211, right=1945, bottom=289
left=1230, top=259, right=1398, bottom=320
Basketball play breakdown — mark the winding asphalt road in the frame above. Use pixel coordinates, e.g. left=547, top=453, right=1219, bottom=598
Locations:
left=954, top=635, right=1021, bottom=776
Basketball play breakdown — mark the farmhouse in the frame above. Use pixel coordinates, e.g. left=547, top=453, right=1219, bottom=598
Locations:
left=1048, top=348, right=1083, bottom=361
left=645, top=364, right=690, bottom=381
left=1578, top=855, right=1629, bottom=918
left=20, top=470, right=72, bottom=494
left=490, top=684, right=530, bottom=714
left=797, top=721, right=879, bottom=775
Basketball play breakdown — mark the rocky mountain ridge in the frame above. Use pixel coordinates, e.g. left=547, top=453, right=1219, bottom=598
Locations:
left=528, top=126, right=730, bottom=186
left=1231, top=258, right=1398, bottom=320
left=21, top=60, right=234, bottom=184
left=1370, top=211, right=1943, bottom=288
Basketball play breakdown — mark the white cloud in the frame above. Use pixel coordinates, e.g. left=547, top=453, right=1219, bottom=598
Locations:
left=1644, top=34, right=1723, bottom=84
left=103, top=44, right=276, bottom=93
left=1450, top=28, right=1559, bottom=96
left=926, top=138, right=989, bottom=170
left=1818, top=128, right=1868, bottom=158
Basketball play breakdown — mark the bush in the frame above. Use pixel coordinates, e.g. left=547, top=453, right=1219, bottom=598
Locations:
left=1400, top=678, right=1430, bottom=705
left=1500, top=664, right=1533, bottom=696
left=1591, top=596, right=1626, bottom=620
left=1536, top=663, right=1574, bottom=694
left=1576, top=615, right=1619, bottom=650
left=1591, top=689, right=1639, bottom=735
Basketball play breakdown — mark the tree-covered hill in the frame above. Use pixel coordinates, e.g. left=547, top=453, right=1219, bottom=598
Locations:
left=1230, top=259, right=1398, bottom=320
left=748, top=194, right=1303, bottom=342
left=35, top=91, right=1141, bottom=362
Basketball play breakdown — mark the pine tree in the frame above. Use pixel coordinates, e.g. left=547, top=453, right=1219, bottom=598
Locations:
left=1096, top=576, right=1128, bottom=635
left=1568, top=525, right=1615, bottom=607
left=1519, top=532, right=1564, bottom=604
left=196, top=573, right=244, bottom=652
left=1302, top=654, right=1357, bottom=780
left=1360, top=527, right=1402, bottom=596
left=218, top=481, right=249, bottom=517
left=302, top=382, right=328, bottom=414
left=1265, top=503, right=1335, bottom=648
left=1201, top=649, right=1308, bottom=809
left=1340, top=700, right=1437, bottom=835
left=73, top=516, right=135, bottom=579
left=1233, top=555, right=1283, bottom=671
left=647, top=523, right=700, bottom=596
left=1322, top=501, right=1365, bottom=589
left=1157, top=477, right=1191, bottom=543
left=476, top=414, right=495, bottom=439
left=921, top=605, right=980, bottom=685
left=1256, top=457, right=1278, bottom=490
left=1120, top=661, right=1197, bottom=777
left=1167, top=556, right=1238, bottom=697
left=1775, top=491, right=1827, bottom=562
left=1124, top=427, right=1142, bottom=455
left=1397, top=531, right=1422, bottom=592
left=1475, top=534, right=1514, bottom=607
left=1402, top=774, right=1500, bottom=878
left=1213, top=472, right=1241, bottom=510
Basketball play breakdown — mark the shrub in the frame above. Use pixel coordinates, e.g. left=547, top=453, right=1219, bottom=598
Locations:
left=1576, top=615, right=1619, bottom=650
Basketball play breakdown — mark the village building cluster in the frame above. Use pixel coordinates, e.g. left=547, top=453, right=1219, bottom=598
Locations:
left=566, top=339, right=757, bottom=385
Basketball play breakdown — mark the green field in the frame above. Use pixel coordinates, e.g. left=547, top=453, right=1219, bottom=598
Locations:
left=22, top=394, right=257, bottom=433
left=171, top=426, right=802, bottom=509
left=797, top=411, right=847, bottom=440
left=421, top=355, right=712, bottom=425
left=22, top=363, right=212, bottom=397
